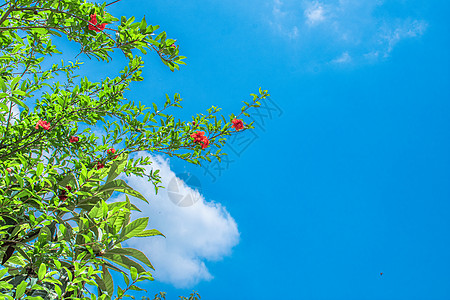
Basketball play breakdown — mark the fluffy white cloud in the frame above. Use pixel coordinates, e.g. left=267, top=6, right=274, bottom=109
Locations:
left=305, top=2, right=326, bottom=26
left=120, top=153, right=239, bottom=288
left=269, top=0, right=428, bottom=64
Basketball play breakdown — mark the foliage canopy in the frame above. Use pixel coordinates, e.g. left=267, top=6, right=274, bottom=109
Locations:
left=0, top=0, right=269, bottom=299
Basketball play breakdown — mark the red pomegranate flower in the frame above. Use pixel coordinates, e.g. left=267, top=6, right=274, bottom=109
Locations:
left=69, top=136, right=79, bottom=143
left=200, top=137, right=210, bottom=149
left=96, top=162, right=105, bottom=170
left=88, top=14, right=106, bottom=32
left=107, top=148, right=116, bottom=155
left=231, top=118, right=244, bottom=131
left=35, top=119, right=51, bottom=130
left=190, top=131, right=210, bottom=149
left=190, top=131, right=205, bottom=143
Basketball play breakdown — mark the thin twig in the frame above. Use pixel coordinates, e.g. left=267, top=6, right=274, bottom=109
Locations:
left=105, top=0, right=122, bottom=7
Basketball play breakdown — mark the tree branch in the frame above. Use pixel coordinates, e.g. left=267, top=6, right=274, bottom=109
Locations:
left=0, top=6, right=14, bottom=26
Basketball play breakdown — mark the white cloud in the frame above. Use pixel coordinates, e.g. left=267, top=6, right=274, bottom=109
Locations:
left=332, top=51, right=351, bottom=64
left=288, top=26, right=299, bottom=39
left=305, top=2, right=326, bottom=26
left=270, top=0, right=300, bottom=39
left=379, top=19, right=428, bottom=56
left=121, top=153, right=239, bottom=288
left=269, top=0, right=428, bottom=65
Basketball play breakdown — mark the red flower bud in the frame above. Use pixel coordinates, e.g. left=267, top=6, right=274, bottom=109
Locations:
left=96, top=162, right=105, bottom=170
left=107, top=148, right=116, bottom=155
left=69, top=136, right=79, bottom=143
left=58, top=186, right=70, bottom=201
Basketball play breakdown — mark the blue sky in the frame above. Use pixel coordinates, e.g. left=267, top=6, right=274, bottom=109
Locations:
left=72, top=0, right=450, bottom=299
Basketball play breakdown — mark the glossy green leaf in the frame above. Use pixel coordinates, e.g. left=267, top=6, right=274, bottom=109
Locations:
left=119, top=217, right=148, bottom=241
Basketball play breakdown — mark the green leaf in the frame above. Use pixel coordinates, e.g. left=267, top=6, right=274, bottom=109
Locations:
left=93, top=274, right=107, bottom=292
left=0, top=267, right=8, bottom=278
left=11, top=97, right=27, bottom=110
left=98, top=179, right=148, bottom=203
left=102, top=254, right=145, bottom=273
left=106, top=153, right=128, bottom=183
left=36, top=163, right=44, bottom=177
left=117, top=286, right=124, bottom=298
left=130, top=266, right=137, bottom=281
left=102, top=267, right=114, bottom=296
left=37, top=226, right=51, bottom=244
left=102, top=261, right=126, bottom=274
left=119, top=217, right=148, bottom=241
left=54, top=284, right=62, bottom=298
left=134, top=229, right=165, bottom=238
left=110, top=210, right=128, bottom=232
left=38, top=263, right=46, bottom=280
left=16, top=248, right=31, bottom=263
left=129, top=285, right=146, bottom=291
left=11, top=76, right=20, bottom=88
left=57, top=172, right=77, bottom=189
left=11, top=90, right=26, bottom=96
left=89, top=200, right=107, bottom=219
left=105, top=248, right=154, bottom=270
left=80, top=164, right=88, bottom=184
left=122, top=272, right=129, bottom=286
left=140, top=16, right=147, bottom=31
left=15, top=280, right=27, bottom=298
left=102, top=200, right=108, bottom=219
left=0, top=78, right=6, bottom=92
